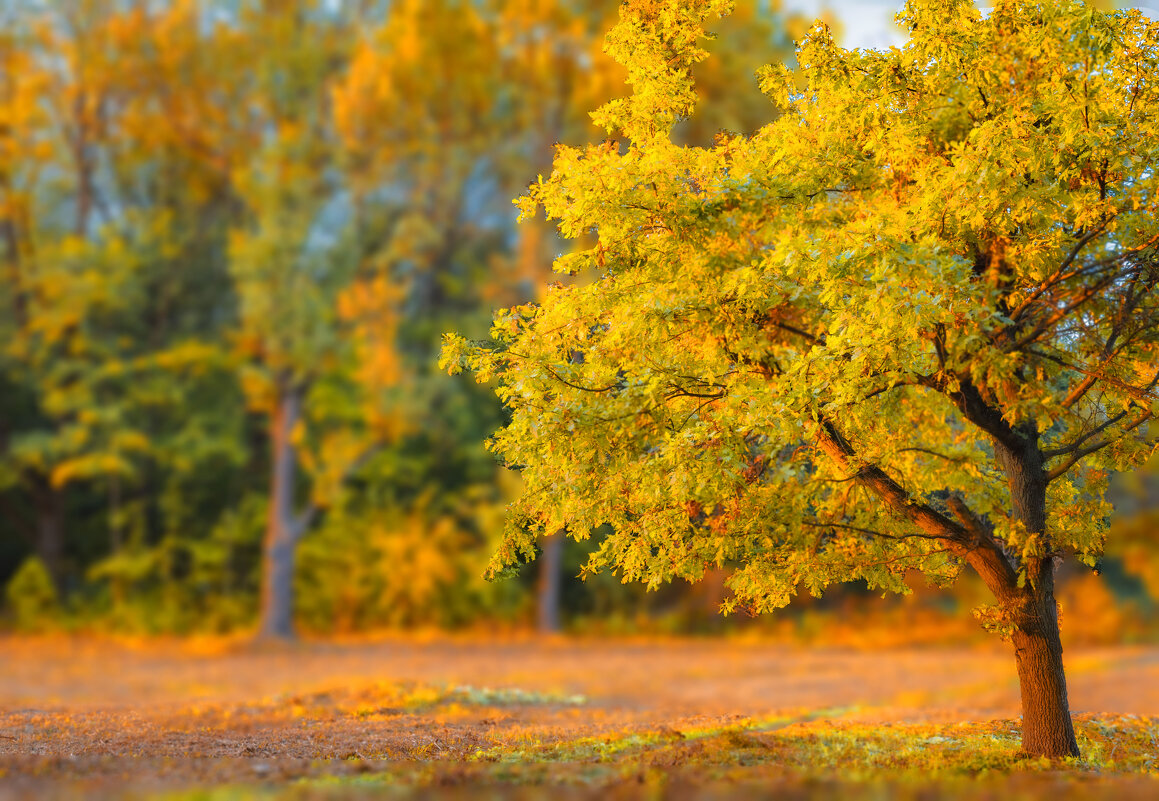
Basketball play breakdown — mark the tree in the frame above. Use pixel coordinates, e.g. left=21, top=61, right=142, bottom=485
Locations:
left=1, top=2, right=246, bottom=601
left=443, top=0, right=1159, bottom=758
left=237, top=0, right=518, bottom=639
left=222, top=0, right=376, bottom=641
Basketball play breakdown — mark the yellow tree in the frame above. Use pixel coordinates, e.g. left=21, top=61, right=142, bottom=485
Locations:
left=484, top=0, right=811, bottom=631
left=234, top=0, right=509, bottom=639
left=446, top=0, right=1159, bottom=757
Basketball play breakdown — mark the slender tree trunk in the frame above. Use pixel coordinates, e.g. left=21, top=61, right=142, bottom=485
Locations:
left=31, top=479, right=66, bottom=595
left=73, top=89, right=93, bottom=239
left=258, top=383, right=305, bottom=641
left=536, top=530, right=564, bottom=634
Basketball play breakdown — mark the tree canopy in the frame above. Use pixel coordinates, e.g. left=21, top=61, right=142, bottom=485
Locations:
left=443, top=0, right=1159, bottom=757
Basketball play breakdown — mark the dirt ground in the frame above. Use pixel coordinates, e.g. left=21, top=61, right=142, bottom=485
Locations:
left=2, top=635, right=1158, bottom=799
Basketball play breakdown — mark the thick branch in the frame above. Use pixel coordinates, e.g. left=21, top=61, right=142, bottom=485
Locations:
left=921, top=374, right=1028, bottom=453
left=813, top=418, right=1020, bottom=598
left=814, top=420, right=970, bottom=543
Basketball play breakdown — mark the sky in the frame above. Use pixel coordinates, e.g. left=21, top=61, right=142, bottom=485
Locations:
left=781, top=1, right=1159, bottom=50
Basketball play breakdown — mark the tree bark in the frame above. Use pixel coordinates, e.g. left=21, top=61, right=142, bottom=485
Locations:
left=536, top=530, right=564, bottom=634
left=258, top=382, right=305, bottom=641
left=994, top=431, right=1080, bottom=758
left=1010, top=566, right=1080, bottom=758
left=31, top=478, right=67, bottom=595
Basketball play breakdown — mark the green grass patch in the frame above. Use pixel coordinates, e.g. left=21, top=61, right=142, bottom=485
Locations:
left=269, top=681, right=588, bottom=718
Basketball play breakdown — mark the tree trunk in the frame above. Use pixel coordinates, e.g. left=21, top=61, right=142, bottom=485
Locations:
left=258, top=383, right=304, bottom=641
left=31, top=479, right=67, bottom=595
left=536, top=530, right=564, bottom=634
left=73, top=89, right=93, bottom=239
left=1010, top=564, right=1080, bottom=758
left=815, top=414, right=1082, bottom=758
left=995, top=433, right=1080, bottom=758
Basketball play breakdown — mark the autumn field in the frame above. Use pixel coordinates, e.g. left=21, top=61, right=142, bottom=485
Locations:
left=0, top=635, right=1156, bottom=800
left=5, top=0, right=1159, bottom=797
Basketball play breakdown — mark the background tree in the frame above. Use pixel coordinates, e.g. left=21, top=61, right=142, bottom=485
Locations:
left=443, top=0, right=1159, bottom=758
left=1, top=2, right=246, bottom=608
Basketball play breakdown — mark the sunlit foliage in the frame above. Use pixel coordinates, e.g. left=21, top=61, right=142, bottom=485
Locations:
left=445, top=0, right=1159, bottom=756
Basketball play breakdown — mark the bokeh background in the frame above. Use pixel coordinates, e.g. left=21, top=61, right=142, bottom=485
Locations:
left=1, top=0, right=1155, bottom=643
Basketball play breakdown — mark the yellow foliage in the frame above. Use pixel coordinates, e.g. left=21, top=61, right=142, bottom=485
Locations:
left=338, top=276, right=405, bottom=392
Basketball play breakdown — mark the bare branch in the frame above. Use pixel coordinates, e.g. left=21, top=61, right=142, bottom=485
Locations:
left=1045, top=412, right=1154, bottom=482
left=897, top=447, right=971, bottom=464
left=1042, top=408, right=1131, bottom=458
left=801, top=519, right=943, bottom=542
left=542, top=364, right=621, bottom=394
left=1030, top=351, right=1159, bottom=404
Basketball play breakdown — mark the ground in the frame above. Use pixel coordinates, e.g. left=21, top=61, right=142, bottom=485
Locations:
left=1, top=635, right=1158, bottom=799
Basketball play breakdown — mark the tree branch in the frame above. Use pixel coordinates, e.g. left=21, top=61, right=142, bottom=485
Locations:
left=542, top=364, right=621, bottom=394
left=767, top=320, right=823, bottom=346
left=1042, top=408, right=1131, bottom=458
left=897, top=447, right=971, bottom=464
left=1045, top=411, right=1155, bottom=482
left=290, top=444, right=382, bottom=542
left=1008, top=223, right=1112, bottom=324
left=920, top=374, right=1027, bottom=453
left=802, top=519, right=943, bottom=542
left=1031, top=352, right=1159, bottom=404
left=812, top=418, right=1020, bottom=597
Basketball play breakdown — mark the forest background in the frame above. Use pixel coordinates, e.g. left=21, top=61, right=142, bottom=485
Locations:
left=1, top=0, right=1156, bottom=641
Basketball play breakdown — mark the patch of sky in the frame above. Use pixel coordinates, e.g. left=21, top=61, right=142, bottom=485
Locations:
left=781, top=2, right=1159, bottom=51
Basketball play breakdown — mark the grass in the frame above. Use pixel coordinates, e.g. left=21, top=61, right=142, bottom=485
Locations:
left=133, top=712, right=1159, bottom=800
left=268, top=681, right=588, bottom=719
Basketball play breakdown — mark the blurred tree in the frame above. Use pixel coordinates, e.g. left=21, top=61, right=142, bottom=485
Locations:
left=445, top=0, right=1159, bottom=758
left=222, top=0, right=383, bottom=640
left=1, top=2, right=247, bottom=602
left=237, top=0, right=532, bottom=638
left=0, top=0, right=860, bottom=638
